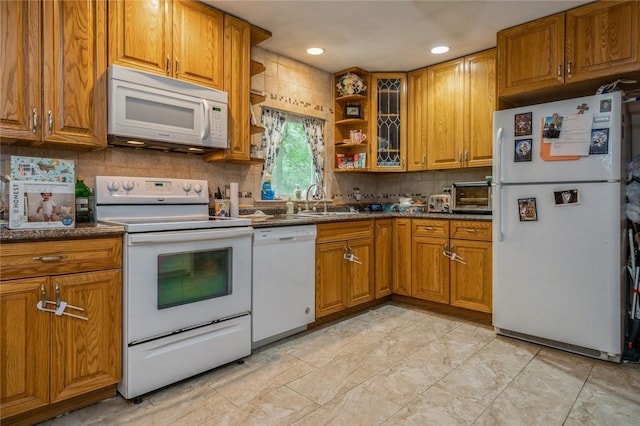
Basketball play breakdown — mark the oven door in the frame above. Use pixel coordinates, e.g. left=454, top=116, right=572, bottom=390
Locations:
left=124, top=227, right=253, bottom=344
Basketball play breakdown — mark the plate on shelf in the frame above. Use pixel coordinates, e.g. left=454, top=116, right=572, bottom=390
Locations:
left=337, top=72, right=366, bottom=97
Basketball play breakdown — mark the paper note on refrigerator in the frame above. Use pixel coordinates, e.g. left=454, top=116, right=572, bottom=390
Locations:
left=549, top=113, right=592, bottom=156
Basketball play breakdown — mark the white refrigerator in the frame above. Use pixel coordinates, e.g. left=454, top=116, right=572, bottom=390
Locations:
left=492, top=92, right=628, bottom=362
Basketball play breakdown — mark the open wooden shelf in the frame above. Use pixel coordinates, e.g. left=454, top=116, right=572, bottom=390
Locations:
left=250, top=124, right=265, bottom=134
left=250, top=91, right=266, bottom=104
left=250, top=60, right=266, bottom=76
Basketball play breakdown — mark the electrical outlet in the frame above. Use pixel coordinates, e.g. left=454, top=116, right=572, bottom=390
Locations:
left=442, top=186, right=452, bottom=194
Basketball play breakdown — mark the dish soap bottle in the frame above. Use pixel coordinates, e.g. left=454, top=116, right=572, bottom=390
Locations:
left=286, top=198, right=294, bottom=214
left=261, top=174, right=274, bottom=200
left=75, top=177, right=92, bottom=222
left=294, top=185, right=302, bottom=200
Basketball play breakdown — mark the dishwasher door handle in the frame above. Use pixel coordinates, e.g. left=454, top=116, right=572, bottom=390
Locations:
left=279, top=236, right=295, bottom=241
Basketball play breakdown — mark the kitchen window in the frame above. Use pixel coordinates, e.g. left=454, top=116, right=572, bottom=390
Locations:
left=261, top=108, right=325, bottom=198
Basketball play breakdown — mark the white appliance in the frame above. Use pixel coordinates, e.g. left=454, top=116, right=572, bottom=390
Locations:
left=108, top=65, right=228, bottom=153
left=94, top=176, right=252, bottom=400
left=252, top=225, right=317, bottom=348
left=492, top=92, right=628, bottom=362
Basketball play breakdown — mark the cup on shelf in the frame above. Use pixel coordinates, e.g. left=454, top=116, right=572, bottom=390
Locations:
left=349, top=130, right=367, bottom=144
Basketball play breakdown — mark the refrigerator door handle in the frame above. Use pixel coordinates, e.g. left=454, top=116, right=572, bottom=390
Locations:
left=494, top=127, right=503, bottom=185
left=495, top=184, right=503, bottom=242
left=494, top=127, right=504, bottom=242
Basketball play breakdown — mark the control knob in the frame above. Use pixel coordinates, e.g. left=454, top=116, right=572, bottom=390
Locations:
left=182, top=182, right=192, bottom=193
left=107, top=181, right=120, bottom=192
left=122, top=180, right=135, bottom=191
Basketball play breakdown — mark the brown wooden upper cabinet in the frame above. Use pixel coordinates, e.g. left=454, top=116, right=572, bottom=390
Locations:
left=203, top=15, right=252, bottom=163
left=427, top=49, right=495, bottom=170
left=0, top=0, right=107, bottom=150
left=108, top=0, right=224, bottom=90
left=498, top=0, right=640, bottom=98
left=407, top=68, right=428, bottom=172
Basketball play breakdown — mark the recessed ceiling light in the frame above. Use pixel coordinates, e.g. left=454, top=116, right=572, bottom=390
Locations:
left=431, top=46, right=450, bottom=54
left=306, top=47, right=325, bottom=56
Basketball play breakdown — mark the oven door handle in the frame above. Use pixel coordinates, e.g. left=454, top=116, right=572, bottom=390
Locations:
left=128, top=227, right=253, bottom=245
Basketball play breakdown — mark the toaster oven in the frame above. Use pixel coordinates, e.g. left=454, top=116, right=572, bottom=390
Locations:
left=452, top=181, right=492, bottom=214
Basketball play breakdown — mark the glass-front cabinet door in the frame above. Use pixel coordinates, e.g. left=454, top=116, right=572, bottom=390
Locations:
left=370, top=73, right=407, bottom=171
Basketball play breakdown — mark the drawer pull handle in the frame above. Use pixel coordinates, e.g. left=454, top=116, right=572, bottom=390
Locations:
left=464, top=228, right=480, bottom=233
left=423, top=226, right=436, bottom=231
left=32, top=255, right=67, bottom=263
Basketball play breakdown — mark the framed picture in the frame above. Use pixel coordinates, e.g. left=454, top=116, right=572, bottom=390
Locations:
left=514, top=139, right=532, bottom=162
left=543, top=114, right=563, bottom=139
left=600, top=99, right=612, bottom=113
left=589, top=128, right=609, bottom=155
left=514, top=112, right=532, bottom=136
left=518, top=197, right=537, bottom=222
left=345, top=105, right=362, bottom=119
left=554, top=189, right=579, bottom=206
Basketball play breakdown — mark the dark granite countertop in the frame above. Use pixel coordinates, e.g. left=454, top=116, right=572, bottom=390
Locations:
left=0, top=212, right=490, bottom=240
left=0, top=222, right=125, bottom=242
left=251, top=211, right=492, bottom=228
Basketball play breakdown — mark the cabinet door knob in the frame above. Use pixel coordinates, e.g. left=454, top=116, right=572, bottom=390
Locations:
left=41, top=284, right=47, bottom=308
left=557, top=63, right=563, bottom=80
left=47, top=111, right=53, bottom=134
left=175, top=58, right=180, bottom=76
left=32, top=108, right=38, bottom=133
left=166, top=56, right=171, bottom=74
left=55, top=283, right=61, bottom=308
left=567, top=61, right=572, bottom=79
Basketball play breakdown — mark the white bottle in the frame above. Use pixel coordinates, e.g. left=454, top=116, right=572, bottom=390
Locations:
left=294, top=185, right=302, bottom=200
left=286, top=198, right=294, bottom=214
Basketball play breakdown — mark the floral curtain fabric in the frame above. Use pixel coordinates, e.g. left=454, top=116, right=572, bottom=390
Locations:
left=260, top=108, right=287, bottom=176
left=302, top=117, right=325, bottom=185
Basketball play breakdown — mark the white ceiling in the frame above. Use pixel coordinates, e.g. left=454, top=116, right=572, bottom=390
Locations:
left=203, top=0, right=592, bottom=73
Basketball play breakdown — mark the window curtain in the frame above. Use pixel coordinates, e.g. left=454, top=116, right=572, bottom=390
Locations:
left=302, top=117, right=325, bottom=185
left=260, top=108, right=286, bottom=176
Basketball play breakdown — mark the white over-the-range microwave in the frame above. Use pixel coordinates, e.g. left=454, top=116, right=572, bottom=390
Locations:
left=108, top=65, right=228, bottom=153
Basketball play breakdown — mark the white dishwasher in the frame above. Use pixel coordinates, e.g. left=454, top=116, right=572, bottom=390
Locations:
left=252, top=225, right=317, bottom=348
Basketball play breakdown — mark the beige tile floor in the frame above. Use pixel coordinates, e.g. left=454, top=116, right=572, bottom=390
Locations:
left=40, top=303, right=640, bottom=425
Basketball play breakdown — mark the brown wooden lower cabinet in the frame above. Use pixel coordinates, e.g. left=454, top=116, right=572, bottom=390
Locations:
left=0, top=237, right=122, bottom=426
left=449, top=220, right=493, bottom=313
left=392, top=218, right=492, bottom=313
left=315, top=221, right=375, bottom=318
left=374, top=219, right=393, bottom=298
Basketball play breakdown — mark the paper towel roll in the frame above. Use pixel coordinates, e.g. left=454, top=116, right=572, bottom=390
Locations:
left=230, top=182, right=239, bottom=217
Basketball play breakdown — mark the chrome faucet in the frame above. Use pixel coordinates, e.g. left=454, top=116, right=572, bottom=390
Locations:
left=304, top=183, right=327, bottom=213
